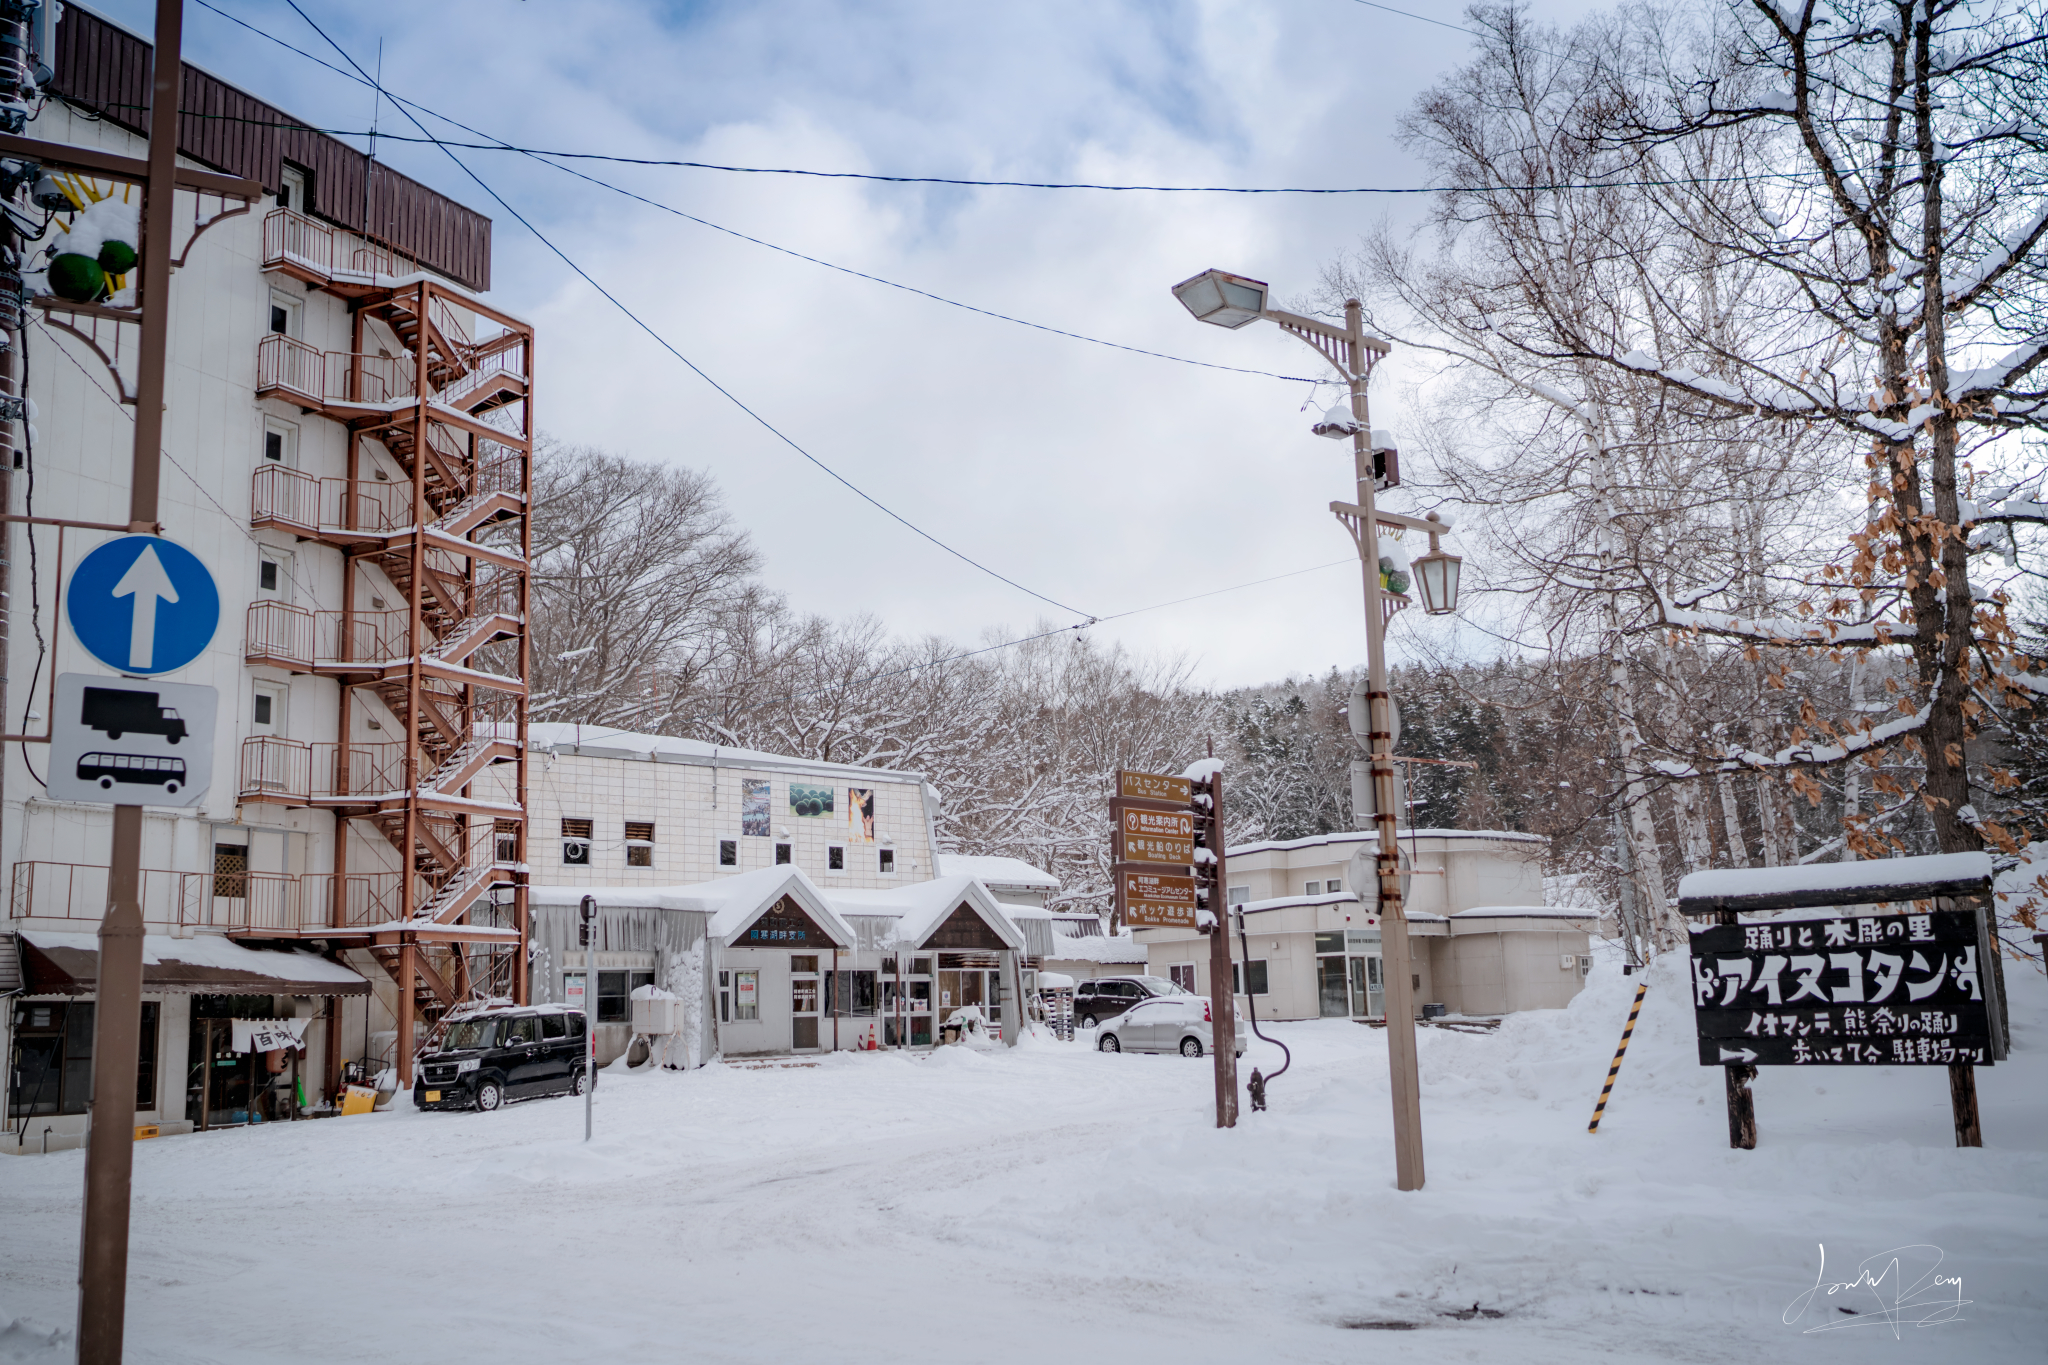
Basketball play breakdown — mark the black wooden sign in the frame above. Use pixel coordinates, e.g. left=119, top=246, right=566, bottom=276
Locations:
left=1690, top=911, right=1995, bottom=1067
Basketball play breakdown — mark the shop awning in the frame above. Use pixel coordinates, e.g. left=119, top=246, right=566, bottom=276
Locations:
left=18, top=930, right=370, bottom=997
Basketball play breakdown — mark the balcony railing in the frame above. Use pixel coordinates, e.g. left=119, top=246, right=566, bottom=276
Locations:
left=240, top=736, right=311, bottom=803
left=243, top=603, right=414, bottom=671
left=13, top=861, right=408, bottom=935
left=262, top=207, right=334, bottom=276
left=256, top=334, right=419, bottom=409
left=10, top=862, right=200, bottom=926
left=251, top=465, right=416, bottom=538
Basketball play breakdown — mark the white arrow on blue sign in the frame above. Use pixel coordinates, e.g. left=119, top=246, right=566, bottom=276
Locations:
left=65, top=535, right=221, bottom=675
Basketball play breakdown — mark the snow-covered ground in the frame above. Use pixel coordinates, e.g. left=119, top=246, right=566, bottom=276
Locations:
left=3, top=951, right=2043, bottom=1363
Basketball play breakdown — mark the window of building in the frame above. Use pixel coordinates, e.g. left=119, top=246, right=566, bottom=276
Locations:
left=267, top=288, right=300, bottom=338
left=733, top=969, right=760, bottom=1020
left=718, top=839, right=737, bottom=867
left=1305, top=881, right=1322, bottom=896
left=1232, top=960, right=1270, bottom=996
left=825, top=971, right=877, bottom=1016
left=212, top=844, right=249, bottom=900
left=261, top=417, right=298, bottom=467
left=878, top=848, right=895, bottom=874
left=1228, top=885, right=1248, bottom=907
left=594, top=970, right=646, bottom=1023
left=1327, top=876, right=1342, bottom=893
left=6, top=1001, right=159, bottom=1119
left=624, top=821, right=655, bottom=868
left=775, top=842, right=791, bottom=866
left=718, top=970, right=731, bottom=1022
left=1168, top=964, right=1196, bottom=993
left=494, top=820, right=520, bottom=865
left=561, top=817, right=592, bottom=866
left=827, top=845, right=844, bottom=871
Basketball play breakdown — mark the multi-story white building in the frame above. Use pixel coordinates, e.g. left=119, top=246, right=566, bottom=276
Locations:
left=3, top=5, right=531, bottom=1147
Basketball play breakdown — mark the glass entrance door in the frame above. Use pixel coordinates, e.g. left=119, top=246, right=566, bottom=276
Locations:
left=790, top=955, right=821, bottom=1050
left=1349, top=956, right=1385, bottom=1019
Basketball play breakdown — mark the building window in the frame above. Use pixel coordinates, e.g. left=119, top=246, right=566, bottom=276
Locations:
left=212, top=844, right=249, bottom=900
left=594, top=970, right=648, bottom=1024
left=718, top=970, right=731, bottom=1022
left=252, top=691, right=273, bottom=727
left=775, top=842, right=791, bottom=865
left=262, top=417, right=298, bottom=466
left=734, top=970, right=759, bottom=1020
left=879, top=848, right=895, bottom=874
left=1228, top=885, right=1248, bottom=907
left=6, top=1001, right=159, bottom=1118
left=494, top=820, right=519, bottom=864
left=624, top=821, right=655, bottom=868
left=259, top=560, right=278, bottom=592
left=267, top=288, right=300, bottom=337
left=826, top=971, right=877, bottom=1016
left=827, top=845, right=844, bottom=871
left=1232, top=960, right=1269, bottom=996
left=1305, top=881, right=1321, bottom=896
left=1169, top=964, right=1196, bottom=993
left=562, top=817, right=592, bottom=866
left=1327, top=876, right=1342, bottom=893
left=718, top=839, right=737, bottom=867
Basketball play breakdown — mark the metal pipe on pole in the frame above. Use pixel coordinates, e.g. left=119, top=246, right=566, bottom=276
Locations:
left=77, top=5, right=184, bottom=1359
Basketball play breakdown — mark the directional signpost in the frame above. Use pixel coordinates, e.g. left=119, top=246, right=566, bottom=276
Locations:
left=1111, top=766, right=1238, bottom=1127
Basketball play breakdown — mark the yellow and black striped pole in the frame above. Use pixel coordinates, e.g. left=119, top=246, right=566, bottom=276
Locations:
left=1588, top=980, right=1648, bottom=1134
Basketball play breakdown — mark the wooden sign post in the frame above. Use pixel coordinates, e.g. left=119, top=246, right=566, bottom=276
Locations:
left=1112, top=767, right=1238, bottom=1128
left=1676, top=853, right=2009, bottom=1150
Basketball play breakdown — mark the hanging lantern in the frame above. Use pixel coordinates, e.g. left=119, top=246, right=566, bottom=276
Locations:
left=1410, top=512, right=1461, bottom=615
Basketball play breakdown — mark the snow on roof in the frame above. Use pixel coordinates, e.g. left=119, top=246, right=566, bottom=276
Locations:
left=530, top=867, right=861, bottom=946
left=529, top=868, right=1029, bottom=950
left=1041, top=932, right=1147, bottom=964
left=1229, top=892, right=1447, bottom=922
left=1676, top=852, right=1994, bottom=909
left=527, top=723, right=925, bottom=784
left=1454, top=905, right=1602, bottom=920
left=933, top=854, right=1060, bottom=890
left=1226, top=828, right=1547, bottom=858
left=831, top=876, right=1025, bottom=951
left=20, top=930, right=367, bottom=986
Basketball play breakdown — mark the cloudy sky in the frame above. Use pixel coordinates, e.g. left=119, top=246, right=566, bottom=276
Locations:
left=104, top=0, right=1596, bottom=688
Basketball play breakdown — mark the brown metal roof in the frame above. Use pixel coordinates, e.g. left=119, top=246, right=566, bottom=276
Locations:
left=49, top=5, right=492, bottom=291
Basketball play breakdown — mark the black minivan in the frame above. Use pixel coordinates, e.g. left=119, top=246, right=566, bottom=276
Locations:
left=414, top=1005, right=588, bottom=1112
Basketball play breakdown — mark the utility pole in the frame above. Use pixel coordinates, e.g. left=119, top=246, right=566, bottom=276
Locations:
left=76, top=5, right=181, bottom=1360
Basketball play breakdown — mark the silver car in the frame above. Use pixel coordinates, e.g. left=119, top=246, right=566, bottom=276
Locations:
left=1096, top=996, right=1248, bottom=1059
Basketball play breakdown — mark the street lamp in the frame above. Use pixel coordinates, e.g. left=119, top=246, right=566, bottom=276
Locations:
left=1171, top=268, right=1270, bottom=328
left=1172, top=270, right=1451, bottom=1193
left=1410, top=512, right=1462, bottom=616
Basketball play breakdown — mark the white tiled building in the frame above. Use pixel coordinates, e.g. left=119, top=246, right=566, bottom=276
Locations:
left=512, top=724, right=941, bottom=891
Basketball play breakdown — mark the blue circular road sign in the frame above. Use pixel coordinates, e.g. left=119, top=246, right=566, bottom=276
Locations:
left=66, top=535, right=222, bottom=675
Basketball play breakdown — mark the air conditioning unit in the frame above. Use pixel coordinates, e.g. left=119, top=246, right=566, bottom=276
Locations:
left=1560, top=953, right=1578, bottom=971
left=631, top=992, right=682, bottom=1035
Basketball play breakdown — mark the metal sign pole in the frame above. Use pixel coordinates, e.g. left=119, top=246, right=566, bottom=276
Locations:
left=582, top=895, right=596, bottom=1141
left=77, top=5, right=184, bottom=1360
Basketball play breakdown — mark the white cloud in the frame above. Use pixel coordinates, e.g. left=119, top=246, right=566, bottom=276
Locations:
left=136, top=0, right=1582, bottom=686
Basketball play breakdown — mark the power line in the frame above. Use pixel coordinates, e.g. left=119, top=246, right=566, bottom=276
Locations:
left=279, top=0, right=1096, bottom=624
left=185, top=1, right=1321, bottom=385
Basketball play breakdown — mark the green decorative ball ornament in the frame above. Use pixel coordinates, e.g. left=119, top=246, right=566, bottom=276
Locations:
left=48, top=252, right=108, bottom=303
left=96, top=239, right=138, bottom=275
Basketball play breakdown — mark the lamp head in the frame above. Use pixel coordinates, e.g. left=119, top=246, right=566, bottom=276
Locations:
left=1311, top=399, right=1362, bottom=440
left=1170, top=268, right=1269, bottom=328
